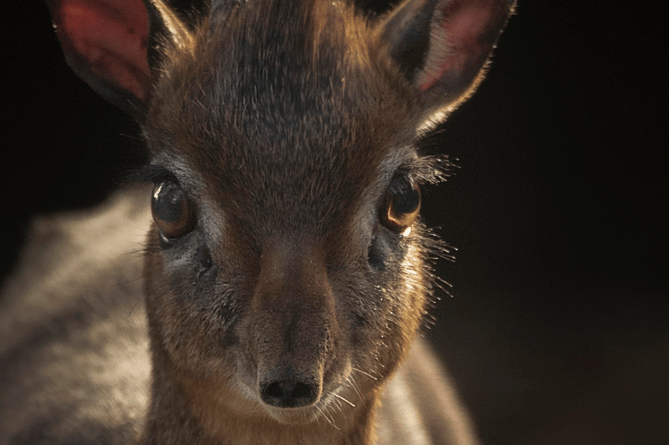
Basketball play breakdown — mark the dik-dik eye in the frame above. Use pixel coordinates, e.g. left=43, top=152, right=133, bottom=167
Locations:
left=380, top=176, right=421, bottom=234
left=151, top=180, right=195, bottom=240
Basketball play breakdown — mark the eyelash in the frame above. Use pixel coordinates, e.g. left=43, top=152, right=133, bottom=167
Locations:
left=125, top=164, right=176, bottom=185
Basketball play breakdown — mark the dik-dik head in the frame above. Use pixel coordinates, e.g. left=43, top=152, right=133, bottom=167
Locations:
left=47, top=0, right=514, bottom=427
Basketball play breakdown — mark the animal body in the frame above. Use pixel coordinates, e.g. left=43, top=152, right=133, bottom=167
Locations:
left=0, top=0, right=514, bottom=444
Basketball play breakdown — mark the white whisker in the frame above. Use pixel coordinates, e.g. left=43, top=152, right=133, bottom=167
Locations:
left=351, top=367, right=378, bottom=381
left=333, top=393, right=355, bottom=407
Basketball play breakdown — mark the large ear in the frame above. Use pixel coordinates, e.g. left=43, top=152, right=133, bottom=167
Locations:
left=45, top=0, right=190, bottom=118
left=378, top=0, right=516, bottom=131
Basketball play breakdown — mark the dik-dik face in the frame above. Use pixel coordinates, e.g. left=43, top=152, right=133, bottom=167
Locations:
left=46, top=0, right=514, bottom=425
left=143, top=3, right=436, bottom=422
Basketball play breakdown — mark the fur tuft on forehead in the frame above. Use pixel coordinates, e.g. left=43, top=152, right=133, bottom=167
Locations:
left=147, top=0, right=408, bottom=132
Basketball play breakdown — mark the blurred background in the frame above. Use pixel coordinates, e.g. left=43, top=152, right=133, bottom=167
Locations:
left=2, top=1, right=667, bottom=444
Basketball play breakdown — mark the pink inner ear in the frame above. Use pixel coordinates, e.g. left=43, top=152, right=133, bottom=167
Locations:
left=418, top=0, right=504, bottom=92
left=60, top=0, right=150, bottom=101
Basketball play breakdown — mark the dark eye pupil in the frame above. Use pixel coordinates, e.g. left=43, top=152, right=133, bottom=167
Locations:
left=389, top=177, right=420, bottom=214
left=380, top=176, right=421, bottom=233
left=153, top=182, right=186, bottom=223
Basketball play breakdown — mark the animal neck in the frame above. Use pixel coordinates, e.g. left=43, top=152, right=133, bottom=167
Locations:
left=140, top=318, right=380, bottom=445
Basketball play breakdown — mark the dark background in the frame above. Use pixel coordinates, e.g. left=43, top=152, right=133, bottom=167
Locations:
left=3, top=1, right=667, bottom=444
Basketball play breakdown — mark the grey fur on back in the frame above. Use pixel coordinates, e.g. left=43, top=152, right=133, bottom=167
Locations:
left=0, top=190, right=151, bottom=443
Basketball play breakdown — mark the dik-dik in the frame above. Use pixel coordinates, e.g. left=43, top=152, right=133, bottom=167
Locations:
left=0, top=0, right=514, bottom=443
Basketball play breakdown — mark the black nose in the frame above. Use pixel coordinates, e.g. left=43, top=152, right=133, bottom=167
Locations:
left=260, top=379, right=319, bottom=408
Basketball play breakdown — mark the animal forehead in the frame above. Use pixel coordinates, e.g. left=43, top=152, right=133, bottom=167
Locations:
left=151, top=0, right=407, bottom=133
left=152, top=10, right=407, bottom=161
left=162, top=66, right=410, bottom=210
left=194, top=133, right=415, bottom=238
left=145, top=0, right=419, bottom=232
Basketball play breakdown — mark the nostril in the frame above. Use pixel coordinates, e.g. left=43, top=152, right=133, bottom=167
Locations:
left=260, top=380, right=318, bottom=408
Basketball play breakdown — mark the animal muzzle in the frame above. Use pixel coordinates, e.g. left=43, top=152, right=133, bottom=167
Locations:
left=254, top=302, right=331, bottom=409
left=250, top=236, right=339, bottom=410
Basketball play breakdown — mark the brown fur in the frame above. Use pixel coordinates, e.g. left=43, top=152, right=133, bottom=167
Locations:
left=1, top=0, right=514, bottom=443
left=137, top=6, right=439, bottom=441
